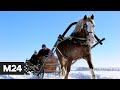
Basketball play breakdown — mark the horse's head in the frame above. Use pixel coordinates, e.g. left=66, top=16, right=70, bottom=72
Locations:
left=82, top=14, right=95, bottom=33
left=72, top=14, right=95, bottom=47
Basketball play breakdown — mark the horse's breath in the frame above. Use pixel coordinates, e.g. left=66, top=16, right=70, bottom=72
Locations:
left=56, top=14, right=96, bottom=79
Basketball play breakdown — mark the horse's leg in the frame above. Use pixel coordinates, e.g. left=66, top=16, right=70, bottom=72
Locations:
left=64, top=59, right=72, bottom=79
left=85, top=54, right=96, bottom=79
left=57, top=54, right=66, bottom=76
left=56, top=49, right=66, bottom=76
left=61, top=57, right=67, bottom=75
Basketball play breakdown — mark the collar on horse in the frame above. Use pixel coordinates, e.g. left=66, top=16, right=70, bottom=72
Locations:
left=58, top=35, right=88, bottom=46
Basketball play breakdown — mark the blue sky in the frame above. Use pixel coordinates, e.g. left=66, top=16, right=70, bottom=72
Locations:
left=0, top=11, right=120, bottom=67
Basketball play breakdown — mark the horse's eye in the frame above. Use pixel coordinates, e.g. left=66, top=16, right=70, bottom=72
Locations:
left=83, top=24, right=88, bottom=28
left=92, top=25, right=95, bottom=27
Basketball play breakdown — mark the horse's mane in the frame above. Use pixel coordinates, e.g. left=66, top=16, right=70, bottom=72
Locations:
left=73, top=19, right=84, bottom=33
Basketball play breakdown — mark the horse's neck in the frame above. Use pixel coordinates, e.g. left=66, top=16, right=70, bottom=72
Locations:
left=71, top=19, right=88, bottom=38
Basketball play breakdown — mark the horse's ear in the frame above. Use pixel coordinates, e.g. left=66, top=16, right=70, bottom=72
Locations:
left=91, top=14, right=94, bottom=19
left=83, top=15, right=87, bottom=20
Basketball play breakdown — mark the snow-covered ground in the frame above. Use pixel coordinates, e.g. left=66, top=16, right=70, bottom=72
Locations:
left=43, top=70, right=120, bottom=79
left=0, top=68, right=120, bottom=79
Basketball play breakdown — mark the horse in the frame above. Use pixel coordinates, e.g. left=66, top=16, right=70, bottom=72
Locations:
left=56, top=14, right=96, bottom=79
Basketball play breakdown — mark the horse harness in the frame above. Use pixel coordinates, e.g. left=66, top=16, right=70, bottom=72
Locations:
left=55, top=22, right=94, bottom=60
left=56, top=34, right=92, bottom=60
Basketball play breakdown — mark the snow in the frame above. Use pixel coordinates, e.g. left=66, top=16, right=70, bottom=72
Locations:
left=43, top=70, right=120, bottom=79
left=0, top=67, right=120, bottom=79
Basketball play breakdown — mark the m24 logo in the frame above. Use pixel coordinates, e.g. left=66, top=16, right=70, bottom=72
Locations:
left=0, top=62, right=25, bottom=75
left=3, top=65, right=22, bottom=72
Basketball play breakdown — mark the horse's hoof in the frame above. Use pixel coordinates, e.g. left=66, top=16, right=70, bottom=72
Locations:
left=91, top=75, right=96, bottom=79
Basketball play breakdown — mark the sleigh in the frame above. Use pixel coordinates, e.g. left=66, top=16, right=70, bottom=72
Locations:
left=24, top=55, right=60, bottom=79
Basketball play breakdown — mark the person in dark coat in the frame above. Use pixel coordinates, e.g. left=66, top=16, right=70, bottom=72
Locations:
left=38, top=44, right=52, bottom=64
left=38, top=44, right=51, bottom=57
left=29, top=50, right=39, bottom=65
